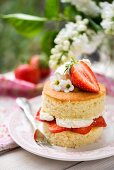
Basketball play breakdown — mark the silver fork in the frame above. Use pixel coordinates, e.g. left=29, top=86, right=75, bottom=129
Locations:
left=16, top=97, right=51, bottom=147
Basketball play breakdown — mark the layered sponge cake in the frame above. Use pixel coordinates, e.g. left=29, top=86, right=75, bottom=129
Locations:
left=43, top=81, right=105, bottom=119
left=35, top=60, right=107, bottom=148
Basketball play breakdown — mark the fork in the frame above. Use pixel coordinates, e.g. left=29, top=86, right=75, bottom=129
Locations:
left=16, top=97, right=51, bottom=147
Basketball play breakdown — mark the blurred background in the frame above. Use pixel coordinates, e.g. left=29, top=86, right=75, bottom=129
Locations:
left=0, top=0, right=114, bottom=78
left=0, top=0, right=114, bottom=98
left=0, top=0, right=45, bottom=73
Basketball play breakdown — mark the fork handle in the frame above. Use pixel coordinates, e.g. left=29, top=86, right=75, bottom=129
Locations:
left=16, top=98, right=37, bottom=130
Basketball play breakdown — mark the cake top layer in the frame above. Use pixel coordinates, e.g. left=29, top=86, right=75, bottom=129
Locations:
left=43, top=80, right=106, bottom=102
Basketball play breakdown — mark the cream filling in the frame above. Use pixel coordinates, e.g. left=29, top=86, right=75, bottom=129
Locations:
left=56, top=118, right=93, bottom=128
left=40, top=109, right=54, bottom=121
left=40, top=110, right=102, bottom=128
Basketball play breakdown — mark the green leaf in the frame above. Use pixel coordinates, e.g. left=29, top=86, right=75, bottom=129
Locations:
left=2, top=13, right=47, bottom=37
left=41, top=30, right=58, bottom=56
left=63, top=5, right=78, bottom=21
left=88, top=18, right=102, bottom=32
left=45, top=0, right=60, bottom=19
left=39, top=54, right=50, bottom=68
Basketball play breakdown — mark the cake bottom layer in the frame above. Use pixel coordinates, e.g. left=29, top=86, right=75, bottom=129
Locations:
left=37, top=121, right=103, bottom=148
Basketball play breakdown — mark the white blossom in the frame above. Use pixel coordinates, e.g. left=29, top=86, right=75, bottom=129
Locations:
left=49, top=16, right=104, bottom=70
left=50, top=73, right=62, bottom=91
left=55, top=61, right=70, bottom=76
left=61, top=0, right=70, bottom=2
left=83, top=31, right=104, bottom=54
left=50, top=70, right=74, bottom=93
left=61, top=55, right=68, bottom=63
left=49, top=60, right=58, bottom=70
left=61, top=0, right=100, bottom=17
left=100, top=1, right=114, bottom=34
left=60, top=79, right=74, bottom=93
left=100, top=2, right=114, bottom=19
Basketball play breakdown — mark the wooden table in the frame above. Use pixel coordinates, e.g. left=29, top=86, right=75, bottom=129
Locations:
left=1, top=148, right=114, bottom=170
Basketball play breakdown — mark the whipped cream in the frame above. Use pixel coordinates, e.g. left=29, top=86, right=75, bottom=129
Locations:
left=40, top=109, right=54, bottom=121
left=56, top=118, right=93, bottom=128
left=39, top=110, right=102, bottom=128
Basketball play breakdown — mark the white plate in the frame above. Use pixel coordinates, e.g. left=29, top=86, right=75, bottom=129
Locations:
left=9, top=96, right=114, bottom=161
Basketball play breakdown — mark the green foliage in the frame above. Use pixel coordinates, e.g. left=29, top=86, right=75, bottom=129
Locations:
left=41, top=30, right=58, bottom=56
left=39, top=54, right=50, bottom=68
left=63, top=4, right=80, bottom=21
left=0, top=0, right=45, bottom=72
left=45, top=0, right=60, bottom=19
left=88, top=18, right=102, bottom=32
left=0, top=0, right=106, bottom=72
left=2, top=14, right=47, bottom=37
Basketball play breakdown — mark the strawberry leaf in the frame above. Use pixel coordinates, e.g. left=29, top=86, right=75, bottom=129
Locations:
left=64, top=58, right=78, bottom=73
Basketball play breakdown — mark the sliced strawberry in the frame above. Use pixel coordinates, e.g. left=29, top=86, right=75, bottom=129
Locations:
left=71, top=125, right=92, bottom=135
left=35, top=108, right=106, bottom=134
left=34, top=129, right=38, bottom=141
left=92, top=116, right=107, bottom=127
left=70, top=61, right=100, bottom=92
left=48, top=121, right=68, bottom=133
left=35, top=108, right=41, bottom=121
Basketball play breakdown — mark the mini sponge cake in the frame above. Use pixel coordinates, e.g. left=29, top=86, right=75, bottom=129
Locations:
left=36, top=80, right=106, bottom=148
left=42, top=81, right=106, bottom=119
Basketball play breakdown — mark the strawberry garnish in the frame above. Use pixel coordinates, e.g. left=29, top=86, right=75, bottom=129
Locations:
left=92, top=116, right=107, bottom=127
left=69, top=60, right=100, bottom=92
left=48, top=121, right=67, bottom=133
left=35, top=108, right=42, bottom=121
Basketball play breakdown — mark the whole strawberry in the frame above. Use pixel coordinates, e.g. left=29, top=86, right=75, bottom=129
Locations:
left=40, top=67, right=50, bottom=79
left=29, top=55, right=50, bottom=79
left=67, top=60, right=100, bottom=92
left=15, top=64, right=40, bottom=84
left=29, top=55, right=40, bottom=68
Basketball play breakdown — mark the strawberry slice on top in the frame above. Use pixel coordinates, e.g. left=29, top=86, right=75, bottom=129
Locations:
left=69, top=60, right=100, bottom=92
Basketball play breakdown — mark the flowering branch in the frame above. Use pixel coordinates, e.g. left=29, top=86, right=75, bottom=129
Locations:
left=100, top=1, right=114, bottom=34
left=49, top=16, right=104, bottom=69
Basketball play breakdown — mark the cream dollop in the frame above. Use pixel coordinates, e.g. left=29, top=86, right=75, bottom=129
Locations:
left=40, top=109, right=54, bottom=121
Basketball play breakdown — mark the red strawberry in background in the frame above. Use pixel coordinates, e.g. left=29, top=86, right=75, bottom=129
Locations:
left=29, top=55, right=40, bottom=68
left=15, top=64, right=40, bottom=84
left=69, top=60, right=100, bottom=92
left=40, top=67, right=50, bottom=78
left=29, top=55, right=50, bottom=79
